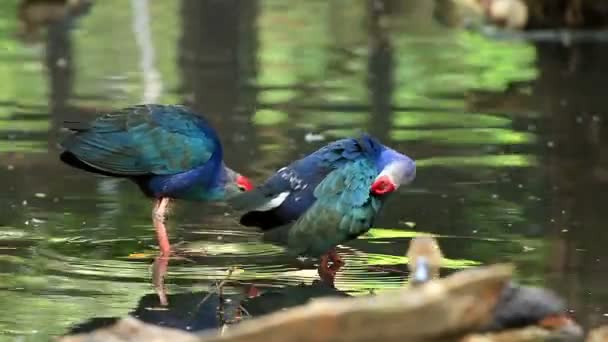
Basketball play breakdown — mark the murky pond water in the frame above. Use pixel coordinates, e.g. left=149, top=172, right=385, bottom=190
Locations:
left=1, top=0, right=608, bottom=340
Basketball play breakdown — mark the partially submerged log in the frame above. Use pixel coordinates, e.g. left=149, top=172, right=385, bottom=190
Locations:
left=61, top=264, right=513, bottom=342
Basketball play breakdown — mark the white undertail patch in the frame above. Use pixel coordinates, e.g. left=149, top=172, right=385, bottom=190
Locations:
left=253, top=191, right=290, bottom=211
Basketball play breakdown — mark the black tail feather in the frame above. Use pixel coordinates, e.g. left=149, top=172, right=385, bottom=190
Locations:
left=240, top=209, right=288, bottom=230
left=62, top=120, right=91, bottom=131
left=60, top=151, right=124, bottom=178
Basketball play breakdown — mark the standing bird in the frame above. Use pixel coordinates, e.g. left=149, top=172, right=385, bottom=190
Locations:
left=230, top=134, right=416, bottom=283
left=59, top=104, right=253, bottom=257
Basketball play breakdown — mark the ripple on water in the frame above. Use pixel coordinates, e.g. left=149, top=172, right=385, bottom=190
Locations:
left=5, top=225, right=484, bottom=292
left=1, top=221, right=516, bottom=338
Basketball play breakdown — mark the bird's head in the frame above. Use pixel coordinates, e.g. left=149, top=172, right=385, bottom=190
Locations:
left=223, top=167, right=254, bottom=199
left=370, top=148, right=416, bottom=196
left=406, top=235, right=443, bottom=286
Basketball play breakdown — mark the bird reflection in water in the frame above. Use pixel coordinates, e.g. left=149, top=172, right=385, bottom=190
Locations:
left=68, top=276, right=349, bottom=335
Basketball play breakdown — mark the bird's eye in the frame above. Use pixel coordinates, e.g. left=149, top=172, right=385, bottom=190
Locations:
left=238, top=185, right=247, bottom=192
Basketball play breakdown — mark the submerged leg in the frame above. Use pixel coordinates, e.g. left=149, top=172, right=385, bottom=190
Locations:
left=152, top=256, right=169, bottom=306
left=152, top=197, right=171, bottom=257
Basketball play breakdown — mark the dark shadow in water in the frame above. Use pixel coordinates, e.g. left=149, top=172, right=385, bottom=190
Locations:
left=67, top=280, right=348, bottom=335
left=466, top=40, right=608, bottom=329
left=532, top=42, right=608, bottom=328
left=68, top=291, right=232, bottom=334
left=15, top=0, right=93, bottom=149
left=33, top=0, right=93, bottom=122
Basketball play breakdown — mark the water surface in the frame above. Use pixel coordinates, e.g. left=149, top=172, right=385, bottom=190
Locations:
left=1, top=0, right=608, bottom=339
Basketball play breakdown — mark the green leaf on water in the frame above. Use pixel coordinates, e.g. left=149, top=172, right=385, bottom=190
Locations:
left=363, top=228, right=433, bottom=240
left=365, top=253, right=481, bottom=268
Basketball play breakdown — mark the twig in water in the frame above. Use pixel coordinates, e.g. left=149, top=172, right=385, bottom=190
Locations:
left=194, top=266, right=237, bottom=312
left=238, top=304, right=251, bottom=318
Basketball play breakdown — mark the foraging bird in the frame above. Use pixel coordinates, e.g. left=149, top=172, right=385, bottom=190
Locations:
left=59, top=104, right=253, bottom=257
left=406, top=235, right=443, bottom=286
left=230, top=134, right=416, bottom=283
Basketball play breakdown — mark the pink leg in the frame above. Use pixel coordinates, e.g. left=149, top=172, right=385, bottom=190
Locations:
left=152, top=256, right=169, bottom=306
left=153, top=197, right=171, bottom=257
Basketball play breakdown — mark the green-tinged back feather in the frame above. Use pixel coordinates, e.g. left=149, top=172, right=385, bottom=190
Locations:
left=265, top=158, right=381, bottom=257
left=60, top=105, right=220, bottom=176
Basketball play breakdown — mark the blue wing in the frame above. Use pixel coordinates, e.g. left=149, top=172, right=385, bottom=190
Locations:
left=267, top=158, right=382, bottom=256
left=60, top=104, right=221, bottom=176
left=233, top=134, right=384, bottom=231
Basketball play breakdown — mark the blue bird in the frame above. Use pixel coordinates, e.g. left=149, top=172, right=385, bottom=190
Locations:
left=230, top=134, right=416, bottom=282
left=59, top=104, right=253, bottom=257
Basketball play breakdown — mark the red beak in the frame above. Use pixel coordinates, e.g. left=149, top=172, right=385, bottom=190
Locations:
left=237, top=175, right=254, bottom=191
left=370, top=175, right=396, bottom=196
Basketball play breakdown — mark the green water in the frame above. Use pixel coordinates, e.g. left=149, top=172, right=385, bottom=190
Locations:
left=1, top=0, right=608, bottom=340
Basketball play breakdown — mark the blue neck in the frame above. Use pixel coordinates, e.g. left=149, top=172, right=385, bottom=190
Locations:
left=146, top=152, right=227, bottom=201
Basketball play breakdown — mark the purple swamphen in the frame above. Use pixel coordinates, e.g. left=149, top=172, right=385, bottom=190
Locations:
left=230, top=134, right=416, bottom=283
left=59, top=104, right=253, bottom=257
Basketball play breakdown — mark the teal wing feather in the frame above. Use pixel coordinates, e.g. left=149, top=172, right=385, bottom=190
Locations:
left=61, top=105, right=220, bottom=175
left=282, top=158, right=382, bottom=257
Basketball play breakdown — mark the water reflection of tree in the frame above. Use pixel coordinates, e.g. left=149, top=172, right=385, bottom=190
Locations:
left=366, top=0, right=395, bottom=142
left=533, top=42, right=608, bottom=328
left=469, top=41, right=608, bottom=328
left=21, top=0, right=93, bottom=139
left=178, top=0, right=259, bottom=176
